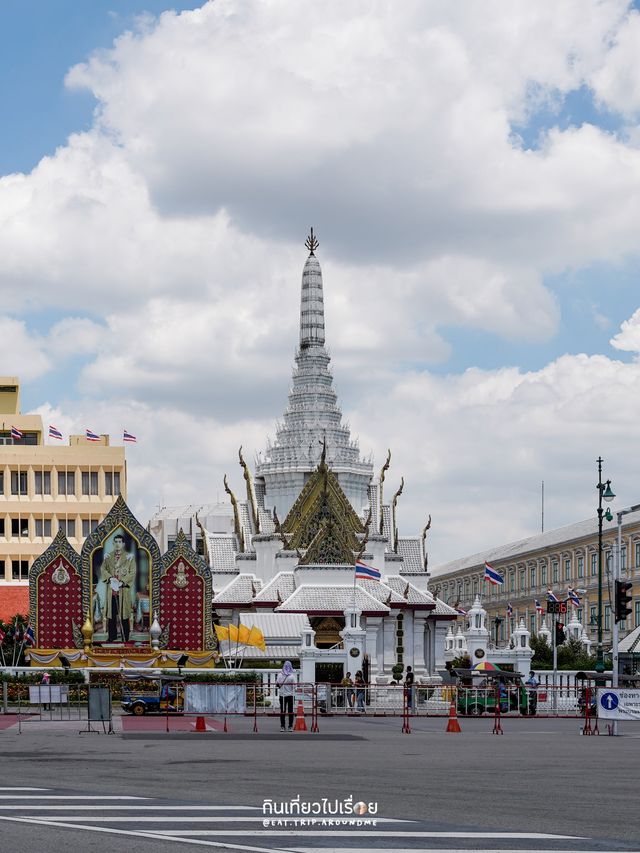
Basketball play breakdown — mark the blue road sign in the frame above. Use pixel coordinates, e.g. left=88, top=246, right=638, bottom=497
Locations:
left=600, top=691, right=619, bottom=711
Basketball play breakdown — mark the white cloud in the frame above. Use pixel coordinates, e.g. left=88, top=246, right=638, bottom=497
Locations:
left=0, top=317, right=50, bottom=380
left=610, top=306, right=640, bottom=353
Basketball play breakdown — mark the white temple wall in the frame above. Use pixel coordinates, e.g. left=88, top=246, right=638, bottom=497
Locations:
left=253, top=537, right=282, bottom=583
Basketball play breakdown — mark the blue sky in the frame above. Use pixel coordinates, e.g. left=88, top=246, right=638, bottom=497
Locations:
left=0, top=1, right=198, bottom=175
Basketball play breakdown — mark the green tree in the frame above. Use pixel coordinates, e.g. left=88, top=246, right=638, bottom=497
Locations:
left=530, top=634, right=552, bottom=669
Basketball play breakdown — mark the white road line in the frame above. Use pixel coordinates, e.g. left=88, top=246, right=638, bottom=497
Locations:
left=0, top=787, right=49, bottom=791
left=151, top=831, right=584, bottom=839
left=289, top=850, right=634, bottom=853
left=0, top=814, right=412, bottom=822
left=0, top=815, right=291, bottom=853
left=0, top=795, right=150, bottom=800
left=0, top=807, right=273, bottom=812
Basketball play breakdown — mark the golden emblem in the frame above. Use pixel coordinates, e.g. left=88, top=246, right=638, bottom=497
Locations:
left=173, top=560, right=189, bottom=589
left=51, top=559, right=70, bottom=586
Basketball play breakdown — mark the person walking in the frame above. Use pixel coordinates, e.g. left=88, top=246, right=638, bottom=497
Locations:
left=276, top=660, right=296, bottom=732
left=354, top=670, right=366, bottom=713
left=404, top=665, right=415, bottom=712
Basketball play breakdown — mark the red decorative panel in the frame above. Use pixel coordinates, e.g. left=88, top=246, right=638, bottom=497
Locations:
left=160, top=558, right=204, bottom=650
left=36, top=556, right=83, bottom=648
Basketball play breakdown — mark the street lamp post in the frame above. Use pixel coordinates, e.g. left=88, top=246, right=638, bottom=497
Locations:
left=596, top=456, right=615, bottom=674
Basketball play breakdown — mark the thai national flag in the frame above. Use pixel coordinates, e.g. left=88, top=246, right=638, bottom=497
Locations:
left=484, top=562, right=504, bottom=585
left=86, top=429, right=100, bottom=442
left=567, top=587, right=581, bottom=607
left=11, top=426, right=23, bottom=441
left=355, top=561, right=381, bottom=581
left=456, top=606, right=467, bottom=616
left=24, top=625, right=35, bottom=647
left=49, top=425, right=63, bottom=440
left=506, top=603, right=513, bottom=617
left=547, top=588, right=559, bottom=603
left=535, top=599, right=544, bottom=613
left=123, top=430, right=137, bottom=443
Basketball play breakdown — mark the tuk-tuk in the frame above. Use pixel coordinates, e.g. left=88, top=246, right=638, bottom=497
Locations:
left=121, top=674, right=185, bottom=716
left=453, top=667, right=534, bottom=716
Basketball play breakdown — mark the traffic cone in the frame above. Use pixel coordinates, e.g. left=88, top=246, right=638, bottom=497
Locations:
left=193, top=716, right=206, bottom=732
left=445, top=699, right=461, bottom=733
left=293, top=700, right=307, bottom=732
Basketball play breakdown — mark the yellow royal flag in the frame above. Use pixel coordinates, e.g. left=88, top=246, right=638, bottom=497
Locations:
left=214, top=624, right=229, bottom=642
left=247, top=625, right=266, bottom=652
left=227, top=623, right=239, bottom=643
left=238, top=623, right=251, bottom=645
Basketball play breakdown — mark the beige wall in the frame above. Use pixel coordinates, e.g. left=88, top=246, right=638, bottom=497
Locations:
left=0, top=394, right=126, bottom=585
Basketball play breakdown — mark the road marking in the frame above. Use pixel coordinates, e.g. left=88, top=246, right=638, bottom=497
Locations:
left=0, top=787, right=49, bottom=791
left=0, top=814, right=411, bottom=821
left=0, top=807, right=273, bottom=813
left=0, top=815, right=290, bottom=853
left=0, top=795, right=150, bottom=800
left=152, top=831, right=584, bottom=839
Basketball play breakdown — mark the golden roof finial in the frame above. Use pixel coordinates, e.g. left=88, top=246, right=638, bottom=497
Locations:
left=305, top=227, right=319, bottom=256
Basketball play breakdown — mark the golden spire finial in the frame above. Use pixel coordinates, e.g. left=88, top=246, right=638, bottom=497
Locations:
left=305, top=227, right=319, bottom=256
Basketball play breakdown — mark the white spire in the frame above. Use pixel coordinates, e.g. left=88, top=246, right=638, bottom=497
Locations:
left=300, top=228, right=325, bottom=348
left=256, top=229, right=373, bottom=518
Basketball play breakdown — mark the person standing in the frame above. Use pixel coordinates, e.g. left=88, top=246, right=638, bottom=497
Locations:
left=40, top=671, right=51, bottom=711
left=277, top=661, right=296, bottom=732
left=404, top=665, right=415, bottom=712
left=340, top=671, right=354, bottom=708
left=354, top=670, right=366, bottom=712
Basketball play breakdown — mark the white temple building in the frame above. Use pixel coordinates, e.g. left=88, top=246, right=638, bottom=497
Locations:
left=149, top=230, right=457, bottom=682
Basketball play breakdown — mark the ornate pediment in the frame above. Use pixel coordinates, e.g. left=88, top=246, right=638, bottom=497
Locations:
left=281, top=448, right=364, bottom=560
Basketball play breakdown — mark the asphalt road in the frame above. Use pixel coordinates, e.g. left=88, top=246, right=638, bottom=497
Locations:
left=0, top=713, right=638, bottom=853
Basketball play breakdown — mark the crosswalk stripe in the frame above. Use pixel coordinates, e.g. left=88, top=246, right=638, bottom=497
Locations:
left=0, top=795, right=150, bottom=800
left=0, top=807, right=273, bottom=812
left=151, top=831, right=583, bottom=839
left=0, top=815, right=411, bottom=821
left=0, top=815, right=288, bottom=853
left=0, top=788, right=49, bottom=791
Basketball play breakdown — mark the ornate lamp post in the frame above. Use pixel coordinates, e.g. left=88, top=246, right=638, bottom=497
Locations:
left=596, top=457, right=615, bottom=673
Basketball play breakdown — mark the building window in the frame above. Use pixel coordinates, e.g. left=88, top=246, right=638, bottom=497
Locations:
left=590, top=606, right=597, bottom=628
left=591, top=553, right=597, bottom=576
left=509, top=572, right=515, bottom=592
left=396, top=613, right=404, bottom=665
left=472, top=578, right=478, bottom=597
left=530, top=614, right=536, bottom=635
left=577, top=608, right=583, bottom=623
left=530, top=567, right=536, bottom=588
left=11, top=560, right=29, bottom=580
left=0, top=518, right=4, bottom=536
left=81, top=471, right=99, bottom=496
left=577, top=556, right=584, bottom=578
left=552, top=561, right=558, bottom=584
left=0, top=471, right=3, bottom=493
left=1, top=431, right=37, bottom=445
left=104, top=471, right=121, bottom=496
left=81, top=519, right=99, bottom=537
left=0, top=559, right=4, bottom=577
left=10, top=471, right=28, bottom=495
left=621, top=546, right=627, bottom=571
left=11, top=518, right=29, bottom=537
left=604, top=605, right=611, bottom=632
left=35, top=518, right=52, bottom=537
left=636, top=543, right=640, bottom=568
left=58, top=519, right=76, bottom=538
left=635, top=600, right=640, bottom=628
left=564, top=558, right=571, bottom=581
left=34, top=471, right=51, bottom=495
left=519, top=570, right=525, bottom=591
left=57, top=472, right=75, bottom=496
left=541, top=565, right=547, bottom=587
